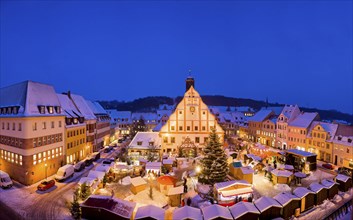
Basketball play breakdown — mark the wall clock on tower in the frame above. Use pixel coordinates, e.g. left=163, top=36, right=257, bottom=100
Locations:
left=190, top=106, right=195, bottom=112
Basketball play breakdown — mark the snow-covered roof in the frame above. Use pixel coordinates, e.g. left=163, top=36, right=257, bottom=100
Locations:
left=293, top=187, right=314, bottom=198
left=293, top=187, right=315, bottom=198
left=173, top=206, right=202, bottom=220
left=214, top=180, right=251, bottom=191
left=152, top=122, right=164, bottom=132
left=78, top=177, right=97, bottom=186
left=130, top=176, right=147, bottom=187
left=336, top=174, right=351, bottom=182
left=157, top=109, right=172, bottom=117
left=158, top=104, right=174, bottom=111
left=81, top=195, right=136, bottom=219
left=274, top=192, right=300, bottom=206
left=271, top=169, right=293, bottom=178
left=87, top=170, right=105, bottom=181
left=321, top=179, right=337, bottom=189
left=57, top=94, right=83, bottom=118
left=279, top=105, right=300, bottom=120
left=235, top=106, right=255, bottom=112
left=308, top=121, right=338, bottom=141
left=309, top=182, right=325, bottom=193
left=201, top=204, right=233, bottom=220
left=131, top=112, right=158, bottom=122
left=229, top=201, right=260, bottom=219
left=240, top=166, right=255, bottom=174
left=286, top=149, right=316, bottom=157
left=146, top=162, right=162, bottom=170
left=86, top=101, right=108, bottom=115
left=107, top=110, right=131, bottom=121
left=129, top=132, right=161, bottom=150
left=249, top=109, right=273, bottom=122
left=254, top=196, right=282, bottom=212
left=94, top=164, right=110, bottom=173
left=0, top=80, right=63, bottom=117
left=135, top=205, right=165, bottom=220
left=70, top=94, right=96, bottom=120
left=162, top=159, right=174, bottom=165
left=289, top=112, right=318, bottom=128
left=167, top=185, right=184, bottom=196
left=261, top=106, right=284, bottom=116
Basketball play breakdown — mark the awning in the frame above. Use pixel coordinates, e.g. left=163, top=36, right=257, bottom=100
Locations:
left=221, top=187, right=253, bottom=197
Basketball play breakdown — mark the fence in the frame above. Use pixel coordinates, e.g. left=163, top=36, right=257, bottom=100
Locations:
left=323, top=199, right=352, bottom=220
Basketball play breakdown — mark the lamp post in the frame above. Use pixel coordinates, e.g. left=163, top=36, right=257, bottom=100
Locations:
left=45, top=163, right=48, bottom=180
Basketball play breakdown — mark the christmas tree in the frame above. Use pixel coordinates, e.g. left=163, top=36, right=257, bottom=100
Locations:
left=70, top=188, right=82, bottom=220
left=199, top=128, right=229, bottom=185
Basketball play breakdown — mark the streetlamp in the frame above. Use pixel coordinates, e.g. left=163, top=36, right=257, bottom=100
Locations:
left=45, top=163, right=48, bottom=180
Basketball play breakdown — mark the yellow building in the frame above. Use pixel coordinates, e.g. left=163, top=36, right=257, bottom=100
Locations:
left=159, top=77, right=224, bottom=155
left=332, top=124, right=353, bottom=166
left=0, top=81, right=65, bottom=185
left=306, top=122, right=338, bottom=163
left=57, top=93, right=88, bottom=164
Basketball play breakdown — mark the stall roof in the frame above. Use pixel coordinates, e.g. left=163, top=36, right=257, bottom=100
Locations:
left=157, top=175, right=177, bottom=185
left=286, top=149, right=316, bottom=157
left=309, top=182, right=326, bottom=193
left=271, top=169, right=293, bottom=178
left=130, top=176, right=147, bottom=187
left=321, top=179, right=338, bottom=189
left=336, top=174, right=351, bottom=182
left=168, top=186, right=184, bottom=196
left=241, top=166, right=255, bottom=174
left=146, top=162, right=162, bottom=170
left=293, top=187, right=315, bottom=198
left=135, top=205, right=165, bottom=220
left=201, top=204, right=233, bottom=220
left=274, top=192, right=300, bottom=206
left=214, top=180, right=251, bottom=191
left=87, top=170, right=105, bottom=181
left=78, top=177, right=97, bottom=186
left=162, top=159, right=174, bottom=165
left=173, top=206, right=202, bottom=220
left=254, top=196, right=282, bottom=212
left=229, top=201, right=260, bottom=219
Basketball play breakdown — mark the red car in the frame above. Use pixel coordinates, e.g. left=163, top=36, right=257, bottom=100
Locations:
left=37, top=180, right=55, bottom=191
left=322, top=163, right=334, bottom=170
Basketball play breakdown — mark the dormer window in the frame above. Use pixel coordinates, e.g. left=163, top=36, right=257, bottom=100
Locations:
left=137, top=141, right=142, bottom=146
left=38, top=105, right=46, bottom=114
left=12, top=106, right=19, bottom=114
left=7, top=107, right=12, bottom=114
left=54, top=106, right=61, bottom=114
left=66, top=118, right=72, bottom=125
left=338, top=136, right=342, bottom=141
left=79, top=117, right=84, bottom=123
left=73, top=118, right=78, bottom=124
left=348, top=139, right=352, bottom=143
left=47, top=106, right=54, bottom=114
left=149, top=142, right=154, bottom=146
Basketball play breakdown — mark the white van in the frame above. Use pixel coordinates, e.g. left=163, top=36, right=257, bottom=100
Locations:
left=0, top=170, right=13, bottom=189
left=55, top=164, right=74, bottom=182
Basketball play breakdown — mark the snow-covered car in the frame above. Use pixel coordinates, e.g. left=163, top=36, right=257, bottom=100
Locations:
left=322, top=163, right=334, bottom=170
left=37, top=180, right=55, bottom=191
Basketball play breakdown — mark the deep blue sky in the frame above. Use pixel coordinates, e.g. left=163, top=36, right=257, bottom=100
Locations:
left=1, top=1, right=352, bottom=114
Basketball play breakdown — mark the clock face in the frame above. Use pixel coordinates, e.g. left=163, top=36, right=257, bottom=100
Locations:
left=190, top=106, right=195, bottom=112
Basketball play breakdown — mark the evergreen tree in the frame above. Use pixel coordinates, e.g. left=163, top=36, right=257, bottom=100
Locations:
left=80, top=182, right=91, bottom=200
left=199, top=128, right=229, bottom=185
left=70, top=188, right=82, bottom=220
left=129, top=116, right=146, bottom=139
left=103, top=173, right=108, bottom=188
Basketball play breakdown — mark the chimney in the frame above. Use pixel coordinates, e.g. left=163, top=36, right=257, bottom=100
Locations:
left=186, top=76, right=195, bottom=92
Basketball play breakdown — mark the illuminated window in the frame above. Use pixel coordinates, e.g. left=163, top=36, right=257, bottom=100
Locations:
left=15, top=154, right=18, bottom=164
left=11, top=153, right=14, bottom=163
left=33, top=155, right=37, bottom=165
left=52, top=149, right=55, bottom=158
left=48, top=150, right=51, bottom=159
left=171, top=126, right=175, bottom=131
left=0, top=149, right=3, bottom=158
left=202, top=126, right=206, bottom=131
left=43, top=152, right=46, bottom=161
left=33, top=122, right=37, bottom=131
left=163, top=137, right=168, bottom=143
left=19, top=155, right=22, bottom=166
left=38, top=153, right=42, bottom=163
left=48, top=106, right=54, bottom=114
left=171, top=137, right=175, bottom=143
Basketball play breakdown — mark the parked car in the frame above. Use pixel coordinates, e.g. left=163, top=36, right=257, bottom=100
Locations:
left=104, top=146, right=113, bottom=153
left=91, top=152, right=101, bottom=161
left=74, top=161, right=86, bottom=172
left=37, top=179, right=55, bottom=191
left=55, top=165, right=74, bottom=182
left=84, top=158, right=94, bottom=167
left=322, top=163, right=334, bottom=170
left=0, top=170, right=13, bottom=189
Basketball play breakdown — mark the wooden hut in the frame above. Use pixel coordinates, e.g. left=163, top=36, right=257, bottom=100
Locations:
left=293, top=187, right=316, bottom=212
left=135, top=205, right=165, bottom=220
left=173, top=206, right=202, bottom=220
left=271, top=169, right=293, bottom=185
left=285, top=149, right=317, bottom=173
left=168, top=186, right=184, bottom=207
left=321, top=179, right=339, bottom=200
left=309, top=182, right=328, bottom=205
left=229, top=162, right=254, bottom=184
left=130, top=176, right=147, bottom=194
left=162, top=158, right=174, bottom=173
left=201, top=204, right=233, bottom=220
left=274, top=192, right=301, bottom=219
left=336, top=174, right=352, bottom=192
left=214, top=180, right=253, bottom=206
left=254, top=196, right=282, bottom=220
left=229, top=201, right=260, bottom=220
left=80, top=195, right=136, bottom=220
left=157, top=175, right=177, bottom=195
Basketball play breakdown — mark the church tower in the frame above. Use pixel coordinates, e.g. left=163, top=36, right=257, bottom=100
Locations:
left=186, top=76, right=195, bottom=92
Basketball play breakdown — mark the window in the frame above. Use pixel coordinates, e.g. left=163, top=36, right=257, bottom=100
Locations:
left=163, top=137, right=168, bottom=143
left=48, top=150, right=51, bottom=159
left=326, top=144, right=330, bottom=149
left=171, top=137, right=175, bottom=143
left=19, top=155, right=22, bottom=165
left=59, top=121, right=62, bottom=128
left=195, top=126, right=198, bottom=131
left=33, top=122, right=37, bottom=131
left=203, top=111, right=205, bottom=115
left=7, top=123, right=9, bottom=130
left=187, top=126, right=190, bottom=131
left=2, top=122, right=4, bottom=129
left=43, top=122, right=46, bottom=129
left=12, top=123, right=15, bottom=130
left=51, top=121, right=55, bottom=128
left=18, top=123, right=22, bottom=131
left=33, top=138, right=37, bottom=147
left=171, top=126, right=175, bottom=131
left=202, top=126, right=206, bottom=131
left=204, top=137, right=209, bottom=143
left=179, top=126, right=183, bottom=131
left=195, top=137, right=200, bottom=143
left=347, top=148, right=350, bottom=154
left=179, top=111, right=182, bottom=114
left=38, top=105, right=45, bottom=114
left=33, top=155, right=37, bottom=165
left=43, top=152, right=46, bottom=161
left=55, top=106, right=61, bottom=114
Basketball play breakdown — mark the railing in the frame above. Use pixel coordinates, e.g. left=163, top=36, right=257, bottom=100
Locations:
left=323, top=200, right=352, bottom=220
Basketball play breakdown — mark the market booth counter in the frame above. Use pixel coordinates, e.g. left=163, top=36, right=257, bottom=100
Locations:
left=309, top=182, right=328, bottom=205
left=214, top=180, right=253, bottom=206
left=293, top=187, right=316, bottom=212
left=335, top=174, right=352, bottom=192
left=274, top=192, right=301, bottom=220
left=321, top=179, right=339, bottom=200
left=271, top=169, right=293, bottom=185
left=130, top=176, right=147, bottom=194
left=229, top=201, right=260, bottom=220
left=254, top=196, right=282, bottom=220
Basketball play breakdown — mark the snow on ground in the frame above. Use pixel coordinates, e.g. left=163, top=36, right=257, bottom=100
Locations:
left=301, top=169, right=335, bottom=187
left=125, top=187, right=169, bottom=208
left=274, top=184, right=292, bottom=193
left=253, top=173, right=292, bottom=198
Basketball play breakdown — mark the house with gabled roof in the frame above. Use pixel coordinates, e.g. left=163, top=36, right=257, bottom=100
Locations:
left=332, top=123, right=353, bottom=167
left=248, top=109, right=275, bottom=143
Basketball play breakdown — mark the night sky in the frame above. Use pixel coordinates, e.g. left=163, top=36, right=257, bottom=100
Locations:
left=1, top=1, right=352, bottom=114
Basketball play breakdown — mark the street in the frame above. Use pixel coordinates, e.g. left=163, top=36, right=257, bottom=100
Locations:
left=0, top=149, right=117, bottom=220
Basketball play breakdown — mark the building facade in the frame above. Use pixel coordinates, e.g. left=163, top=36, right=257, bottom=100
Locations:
left=276, top=105, right=301, bottom=150
left=332, top=124, right=353, bottom=166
